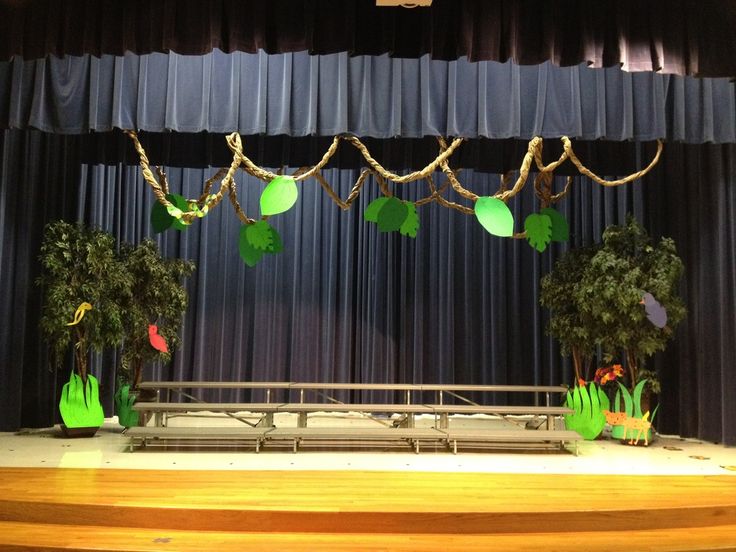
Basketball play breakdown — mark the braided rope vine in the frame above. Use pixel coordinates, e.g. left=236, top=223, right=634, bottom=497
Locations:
left=125, top=130, right=663, bottom=265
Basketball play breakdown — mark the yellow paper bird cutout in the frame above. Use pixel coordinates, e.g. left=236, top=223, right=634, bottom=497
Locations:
left=66, top=302, right=92, bottom=326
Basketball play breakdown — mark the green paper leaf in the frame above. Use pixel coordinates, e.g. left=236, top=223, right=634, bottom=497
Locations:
left=150, top=201, right=174, bottom=233
left=265, top=225, right=283, bottom=254
left=246, top=220, right=274, bottom=251
left=168, top=194, right=192, bottom=230
left=524, top=213, right=553, bottom=252
left=238, top=226, right=264, bottom=267
left=474, top=197, right=514, bottom=237
left=260, top=175, right=298, bottom=216
left=540, top=207, right=569, bottom=242
left=399, top=202, right=419, bottom=238
left=377, top=197, right=409, bottom=232
left=364, top=197, right=390, bottom=222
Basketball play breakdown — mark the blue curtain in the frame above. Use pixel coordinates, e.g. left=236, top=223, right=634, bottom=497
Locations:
left=2, top=50, right=735, bottom=142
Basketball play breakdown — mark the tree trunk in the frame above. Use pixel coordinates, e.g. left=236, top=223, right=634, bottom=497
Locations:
left=133, top=360, right=144, bottom=390
left=571, top=346, right=583, bottom=383
left=74, top=327, right=87, bottom=383
left=625, top=349, right=638, bottom=392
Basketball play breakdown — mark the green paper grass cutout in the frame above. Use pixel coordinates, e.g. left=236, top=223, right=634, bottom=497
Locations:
left=114, top=384, right=139, bottom=428
left=399, top=202, right=419, bottom=238
left=612, top=379, right=659, bottom=441
left=260, top=175, right=298, bottom=216
left=540, top=207, right=569, bottom=242
left=364, top=197, right=390, bottom=222
left=377, top=197, right=409, bottom=232
left=524, top=213, right=553, bottom=252
left=474, top=197, right=514, bottom=237
left=59, top=371, right=104, bottom=429
left=563, top=382, right=610, bottom=440
left=246, top=220, right=274, bottom=251
left=150, top=194, right=192, bottom=233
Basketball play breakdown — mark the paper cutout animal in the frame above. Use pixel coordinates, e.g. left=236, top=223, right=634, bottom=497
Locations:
left=148, top=324, right=168, bottom=353
left=66, top=302, right=92, bottom=326
left=603, top=410, right=652, bottom=446
left=640, top=292, right=667, bottom=328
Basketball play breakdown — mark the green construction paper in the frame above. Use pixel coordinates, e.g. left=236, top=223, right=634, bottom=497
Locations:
left=246, top=220, right=274, bottom=251
left=540, top=207, right=569, bottom=242
left=167, top=194, right=191, bottom=230
left=399, top=202, right=419, bottom=238
left=364, top=197, right=390, bottom=223
left=377, top=197, right=409, bottom=232
left=114, top=384, right=139, bottom=428
left=474, top=197, right=514, bottom=237
left=238, top=225, right=264, bottom=267
left=260, top=175, right=298, bottom=216
left=524, top=213, right=553, bottom=252
left=265, top=225, right=283, bottom=254
left=150, top=201, right=174, bottom=233
left=59, top=371, right=104, bottom=429
left=563, top=382, right=609, bottom=440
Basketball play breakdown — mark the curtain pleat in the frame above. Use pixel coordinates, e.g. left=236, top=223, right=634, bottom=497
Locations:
left=2, top=51, right=735, bottom=142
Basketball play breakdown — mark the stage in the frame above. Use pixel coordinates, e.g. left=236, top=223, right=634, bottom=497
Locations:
left=1, top=417, right=736, bottom=550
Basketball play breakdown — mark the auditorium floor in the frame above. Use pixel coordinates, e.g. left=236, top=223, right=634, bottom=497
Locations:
left=1, top=413, right=735, bottom=475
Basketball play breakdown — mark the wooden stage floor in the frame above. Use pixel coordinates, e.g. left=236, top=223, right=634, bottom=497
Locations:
left=1, top=467, right=736, bottom=550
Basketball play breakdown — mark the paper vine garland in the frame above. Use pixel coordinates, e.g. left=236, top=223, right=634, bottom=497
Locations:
left=125, top=131, right=662, bottom=266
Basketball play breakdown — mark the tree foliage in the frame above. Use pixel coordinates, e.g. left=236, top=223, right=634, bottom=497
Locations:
left=540, top=244, right=601, bottom=381
left=119, top=239, right=195, bottom=388
left=36, top=221, right=131, bottom=381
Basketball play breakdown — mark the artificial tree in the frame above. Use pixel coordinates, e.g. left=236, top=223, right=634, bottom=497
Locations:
left=37, top=221, right=131, bottom=431
left=118, top=239, right=194, bottom=393
left=574, top=216, right=686, bottom=393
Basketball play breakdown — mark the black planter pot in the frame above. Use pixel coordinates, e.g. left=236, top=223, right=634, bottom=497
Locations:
left=60, top=425, right=100, bottom=438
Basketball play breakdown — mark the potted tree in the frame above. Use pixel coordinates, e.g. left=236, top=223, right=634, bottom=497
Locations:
left=574, top=216, right=686, bottom=442
left=115, top=239, right=194, bottom=427
left=37, top=221, right=131, bottom=436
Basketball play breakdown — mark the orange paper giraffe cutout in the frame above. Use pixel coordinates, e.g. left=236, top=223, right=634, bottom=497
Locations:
left=603, top=410, right=652, bottom=446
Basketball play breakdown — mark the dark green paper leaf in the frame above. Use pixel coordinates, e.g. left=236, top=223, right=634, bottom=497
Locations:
left=260, top=175, right=298, bottom=216
left=150, top=201, right=174, bottom=233
left=246, top=220, right=274, bottom=251
left=364, top=197, right=390, bottom=222
left=377, top=197, right=409, bottom=232
left=168, top=194, right=192, bottom=231
left=264, top=225, right=283, bottom=254
left=524, top=213, right=552, bottom=252
left=238, top=225, right=263, bottom=267
left=474, top=197, right=514, bottom=237
left=540, top=207, right=569, bottom=242
left=399, top=202, right=419, bottom=238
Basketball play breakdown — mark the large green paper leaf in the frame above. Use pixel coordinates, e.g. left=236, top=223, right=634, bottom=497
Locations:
left=540, top=207, right=569, bottom=242
left=474, top=197, right=514, bottom=237
left=59, top=372, right=104, bottom=428
left=260, top=175, right=298, bottom=216
left=524, top=213, right=553, bottom=252
left=399, top=202, right=419, bottom=238
left=364, top=197, right=390, bottom=222
left=238, top=225, right=264, bottom=267
left=377, top=197, right=409, bottom=232
left=246, top=220, right=274, bottom=251
left=150, top=194, right=191, bottom=233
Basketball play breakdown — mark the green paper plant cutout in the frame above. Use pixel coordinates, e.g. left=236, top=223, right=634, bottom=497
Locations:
left=524, top=213, right=553, bottom=252
left=364, top=197, right=419, bottom=238
left=474, top=197, right=514, bottom=237
left=611, top=379, right=659, bottom=441
left=260, top=175, right=298, bottom=216
left=151, top=193, right=193, bottom=233
left=239, top=222, right=283, bottom=267
left=563, top=382, right=610, bottom=440
left=114, top=384, right=139, bottom=428
left=399, top=202, right=420, bottom=238
left=540, top=207, right=569, bottom=242
left=59, top=371, right=104, bottom=429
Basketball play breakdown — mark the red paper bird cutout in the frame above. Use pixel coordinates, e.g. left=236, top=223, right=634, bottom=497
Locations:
left=148, top=324, right=168, bottom=353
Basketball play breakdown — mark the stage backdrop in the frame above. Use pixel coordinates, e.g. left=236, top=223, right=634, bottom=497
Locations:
left=1, top=129, right=734, bottom=445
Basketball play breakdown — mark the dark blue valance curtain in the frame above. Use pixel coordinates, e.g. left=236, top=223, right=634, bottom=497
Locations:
left=2, top=50, right=735, bottom=142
